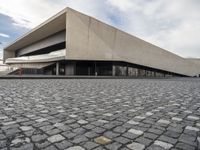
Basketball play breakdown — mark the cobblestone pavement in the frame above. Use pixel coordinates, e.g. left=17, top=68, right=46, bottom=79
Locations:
left=0, top=79, right=200, bottom=150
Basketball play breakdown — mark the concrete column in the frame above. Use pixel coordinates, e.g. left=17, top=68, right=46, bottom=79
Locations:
left=74, top=62, right=76, bottom=75
left=65, top=62, right=75, bottom=76
left=56, top=62, right=59, bottom=75
left=94, top=61, right=97, bottom=76
left=126, top=64, right=129, bottom=76
left=112, top=65, right=115, bottom=76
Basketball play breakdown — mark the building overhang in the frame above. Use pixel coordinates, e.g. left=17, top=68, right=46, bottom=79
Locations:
left=6, top=49, right=65, bottom=64
left=9, top=62, right=55, bottom=69
left=4, top=9, right=68, bottom=52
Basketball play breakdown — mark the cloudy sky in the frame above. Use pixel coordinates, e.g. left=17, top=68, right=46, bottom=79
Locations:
left=0, top=0, right=200, bottom=59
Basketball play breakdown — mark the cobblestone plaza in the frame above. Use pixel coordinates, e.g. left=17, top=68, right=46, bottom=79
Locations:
left=0, top=79, right=200, bottom=150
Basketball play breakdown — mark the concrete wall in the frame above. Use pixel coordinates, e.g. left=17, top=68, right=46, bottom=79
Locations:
left=4, top=51, right=15, bottom=62
left=66, top=8, right=200, bottom=77
left=16, top=30, right=66, bottom=56
left=187, top=58, right=200, bottom=66
left=187, top=58, right=200, bottom=75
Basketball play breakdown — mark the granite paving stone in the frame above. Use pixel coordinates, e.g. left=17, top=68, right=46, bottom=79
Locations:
left=47, top=134, right=65, bottom=143
left=158, top=135, right=177, bottom=145
left=127, top=120, right=140, bottom=125
left=66, top=146, right=85, bottom=150
left=128, top=128, right=144, bottom=135
left=127, top=142, right=145, bottom=150
left=157, top=119, right=170, bottom=125
left=43, top=145, right=58, bottom=150
left=55, top=140, right=72, bottom=149
left=77, top=120, right=88, bottom=124
left=83, top=141, right=99, bottom=150
left=185, top=126, right=200, bottom=132
left=35, top=140, right=51, bottom=149
left=135, top=137, right=152, bottom=146
left=105, top=142, right=122, bottom=150
left=94, top=136, right=112, bottom=145
left=114, top=136, right=130, bottom=144
left=19, top=126, right=33, bottom=131
left=122, top=132, right=140, bottom=140
left=143, top=132, right=158, bottom=140
left=0, top=78, right=200, bottom=149
left=146, top=144, right=166, bottom=150
left=31, top=134, right=48, bottom=142
left=187, top=115, right=199, bottom=120
left=175, top=142, right=195, bottom=150
left=71, top=135, right=88, bottom=144
left=154, top=140, right=173, bottom=149
left=171, top=117, right=182, bottom=122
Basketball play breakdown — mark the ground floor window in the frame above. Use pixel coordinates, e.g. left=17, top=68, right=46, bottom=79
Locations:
left=12, top=60, right=185, bottom=77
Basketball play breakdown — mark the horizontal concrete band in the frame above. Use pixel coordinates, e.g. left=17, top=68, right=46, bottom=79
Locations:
left=0, top=75, right=177, bottom=79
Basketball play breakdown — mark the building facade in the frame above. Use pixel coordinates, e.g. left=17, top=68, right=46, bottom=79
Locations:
left=3, top=8, right=200, bottom=77
left=0, top=59, right=9, bottom=71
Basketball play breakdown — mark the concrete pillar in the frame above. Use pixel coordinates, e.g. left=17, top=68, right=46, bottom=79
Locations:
left=94, top=61, right=97, bottom=76
left=112, top=65, right=115, bottom=76
left=65, top=61, right=75, bottom=76
left=56, top=62, right=59, bottom=75
left=126, top=64, right=129, bottom=76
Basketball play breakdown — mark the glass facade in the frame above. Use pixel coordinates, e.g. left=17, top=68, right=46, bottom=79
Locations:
left=10, top=60, right=184, bottom=77
left=75, top=61, right=112, bottom=76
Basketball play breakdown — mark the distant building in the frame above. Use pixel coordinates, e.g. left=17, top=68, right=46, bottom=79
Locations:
left=3, top=8, right=200, bottom=77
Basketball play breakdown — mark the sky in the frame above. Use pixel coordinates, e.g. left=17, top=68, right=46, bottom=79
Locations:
left=0, top=0, right=200, bottom=59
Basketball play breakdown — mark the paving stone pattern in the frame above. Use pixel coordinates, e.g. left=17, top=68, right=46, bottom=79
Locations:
left=0, top=79, right=200, bottom=150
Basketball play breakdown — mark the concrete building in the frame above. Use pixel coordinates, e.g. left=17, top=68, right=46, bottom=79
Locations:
left=3, top=8, right=200, bottom=77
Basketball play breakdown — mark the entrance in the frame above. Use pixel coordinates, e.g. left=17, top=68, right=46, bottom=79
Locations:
left=75, top=61, right=112, bottom=76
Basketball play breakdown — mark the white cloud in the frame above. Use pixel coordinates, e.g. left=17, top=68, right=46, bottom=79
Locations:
left=0, top=0, right=109, bottom=29
left=106, top=0, right=138, bottom=12
left=107, top=0, right=200, bottom=58
left=0, top=0, right=64, bottom=28
left=0, top=0, right=200, bottom=58
left=0, top=33, right=10, bottom=38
